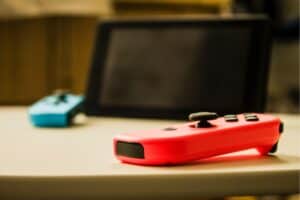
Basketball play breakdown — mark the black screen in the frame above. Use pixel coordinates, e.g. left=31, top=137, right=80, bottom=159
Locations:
left=99, top=27, right=252, bottom=111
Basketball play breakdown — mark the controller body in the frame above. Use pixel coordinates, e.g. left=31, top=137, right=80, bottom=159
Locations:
left=29, top=93, right=84, bottom=127
left=114, top=113, right=283, bottom=165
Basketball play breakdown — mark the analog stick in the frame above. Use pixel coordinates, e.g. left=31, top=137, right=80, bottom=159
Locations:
left=189, top=112, right=218, bottom=128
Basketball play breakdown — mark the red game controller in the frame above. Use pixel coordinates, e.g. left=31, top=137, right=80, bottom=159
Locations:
left=114, top=112, right=283, bottom=165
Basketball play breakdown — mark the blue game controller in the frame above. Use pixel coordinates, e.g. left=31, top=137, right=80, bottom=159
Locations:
left=29, top=91, right=84, bottom=127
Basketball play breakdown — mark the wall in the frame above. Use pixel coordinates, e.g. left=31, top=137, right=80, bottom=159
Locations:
left=0, top=17, right=98, bottom=104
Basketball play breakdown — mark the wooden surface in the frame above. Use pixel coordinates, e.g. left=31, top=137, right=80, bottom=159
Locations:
left=0, top=0, right=110, bottom=104
left=0, top=17, right=97, bottom=104
left=0, top=107, right=299, bottom=199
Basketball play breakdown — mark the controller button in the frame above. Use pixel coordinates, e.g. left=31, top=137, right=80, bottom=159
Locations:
left=225, top=118, right=238, bottom=122
left=243, top=113, right=259, bottom=121
left=188, top=112, right=218, bottom=128
left=245, top=116, right=259, bottom=121
left=163, top=127, right=177, bottom=131
left=53, top=89, right=69, bottom=104
left=189, top=112, right=218, bottom=121
left=224, top=115, right=238, bottom=122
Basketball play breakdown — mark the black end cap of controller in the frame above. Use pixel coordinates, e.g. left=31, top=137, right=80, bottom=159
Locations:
left=116, top=141, right=144, bottom=159
left=269, top=121, right=284, bottom=153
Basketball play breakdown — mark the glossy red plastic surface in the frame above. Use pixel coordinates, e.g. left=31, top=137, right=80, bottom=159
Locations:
left=114, top=114, right=282, bottom=165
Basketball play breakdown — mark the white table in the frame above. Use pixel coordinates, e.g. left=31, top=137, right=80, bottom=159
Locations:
left=0, top=107, right=299, bottom=199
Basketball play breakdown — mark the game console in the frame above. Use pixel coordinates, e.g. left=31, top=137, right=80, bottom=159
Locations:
left=29, top=91, right=84, bottom=127
left=114, top=112, right=283, bottom=165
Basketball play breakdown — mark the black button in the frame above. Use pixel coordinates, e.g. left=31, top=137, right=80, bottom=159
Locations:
left=245, top=116, right=259, bottom=121
left=225, top=117, right=238, bottom=122
left=244, top=113, right=259, bottom=121
left=163, top=127, right=177, bottom=131
left=189, top=112, right=218, bottom=121
left=53, top=90, right=69, bottom=104
left=224, top=114, right=238, bottom=122
left=188, top=112, right=218, bottom=128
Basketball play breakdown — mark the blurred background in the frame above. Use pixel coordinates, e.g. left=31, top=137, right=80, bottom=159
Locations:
left=0, top=0, right=299, bottom=113
left=0, top=1, right=299, bottom=199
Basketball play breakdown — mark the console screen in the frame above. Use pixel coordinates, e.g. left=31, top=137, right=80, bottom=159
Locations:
left=99, top=27, right=252, bottom=111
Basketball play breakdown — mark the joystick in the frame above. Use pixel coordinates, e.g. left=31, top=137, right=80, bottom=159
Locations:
left=53, top=90, right=68, bottom=104
left=114, top=112, right=283, bottom=165
left=29, top=91, right=84, bottom=127
left=188, top=112, right=218, bottom=127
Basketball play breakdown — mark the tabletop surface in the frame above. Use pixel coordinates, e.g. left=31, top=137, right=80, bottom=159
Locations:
left=0, top=107, right=299, bottom=199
